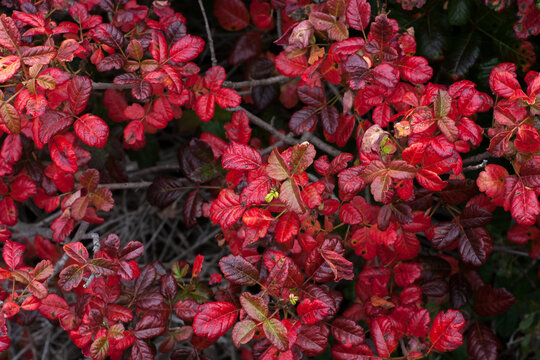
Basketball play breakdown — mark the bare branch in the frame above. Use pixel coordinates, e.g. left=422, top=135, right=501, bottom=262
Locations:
left=223, top=75, right=290, bottom=89
left=128, top=164, right=181, bottom=178
left=197, top=0, right=218, bottom=67
left=229, top=105, right=342, bottom=157
left=463, top=151, right=492, bottom=165
left=493, top=245, right=530, bottom=257
left=91, top=82, right=132, bottom=90
left=462, top=159, right=488, bottom=172
left=100, top=181, right=152, bottom=190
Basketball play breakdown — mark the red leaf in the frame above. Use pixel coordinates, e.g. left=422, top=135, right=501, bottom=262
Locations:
left=346, top=0, right=371, bottom=31
left=275, top=52, right=308, bottom=77
left=371, top=316, right=398, bottom=357
left=297, top=298, right=330, bottom=324
left=330, top=318, right=365, bottom=348
left=232, top=320, right=257, bottom=348
left=215, top=87, right=241, bottom=109
left=3, top=240, right=25, bottom=269
left=49, top=135, right=77, bottom=174
left=195, top=93, right=215, bottom=122
left=21, top=46, right=56, bottom=66
left=240, top=292, right=268, bottom=322
left=489, top=63, right=521, bottom=98
left=9, top=175, right=36, bottom=202
left=38, top=294, right=70, bottom=320
left=123, top=120, right=145, bottom=149
left=320, top=248, right=354, bottom=281
left=229, top=31, right=262, bottom=65
left=263, top=318, right=289, bottom=352
left=466, top=322, right=499, bottom=360
left=290, top=107, right=318, bottom=135
left=473, top=285, right=515, bottom=317
left=275, top=211, right=300, bottom=243
left=393, top=262, right=422, bottom=287
left=219, top=254, right=259, bottom=286
left=0, top=197, right=17, bottom=226
left=67, top=76, right=92, bottom=115
left=416, top=168, right=447, bottom=191
left=193, top=302, right=238, bottom=339
left=372, top=63, right=399, bottom=88
left=169, top=34, right=205, bottom=63
left=214, top=0, right=250, bottom=31
left=0, top=55, right=20, bottom=83
left=134, top=315, right=166, bottom=339
left=515, top=123, right=540, bottom=153
left=225, top=111, right=251, bottom=144
left=56, top=39, right=79, bottom=62
left=508, top=181, right=540, bottom=226
left=58, top=264, right=83, bottom=291
left=401, top=56, right=433, bottom=84
left=477, top=164, right=509, bottom=202
left=63, top=242, right=89, bottom=264
left=0, top=336, right=10, bottom=352
left=0, top=14, right=21, bottom=52
left=89, top=24, right=126, bottom=49
left=74, top=114, right=109, bottom=148
left=222, top=142, right=262, bottom=170
left=429, top=310, right=465, bottom=352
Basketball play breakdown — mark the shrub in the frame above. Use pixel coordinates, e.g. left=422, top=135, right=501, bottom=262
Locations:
left=0, top=0, right=538, bottom=359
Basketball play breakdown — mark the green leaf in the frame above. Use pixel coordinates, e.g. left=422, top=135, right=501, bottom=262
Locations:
left=239, top=292, right=268, bottom=322
left=263, top=318, right=288, bottom=352
left=417, top=19, right=447, bottom=61
left=445, top=32, right=480, bottom=79
left=448, top=0, right=471, bottom=26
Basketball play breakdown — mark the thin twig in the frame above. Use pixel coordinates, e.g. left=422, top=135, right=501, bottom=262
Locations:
left=493, top=245, right=530, bottom=257
left=463, top=151, right=492, bottom=165
left=100, top=181, right=152, bottom=190
left=230, top=106, right=341, bottom=157
left=197, top=0, right=217, bottom=67
left=128, top=164, right=181, bottom=178
left=91, top=82, right=132, bottom=90
left=223, top=75, right=289, bottom=89
left=462, top=159, right=488, bottom=172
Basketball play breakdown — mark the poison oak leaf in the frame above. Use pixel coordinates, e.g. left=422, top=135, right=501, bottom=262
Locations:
left=346, top=0, right=371, bottom=31
left=193, top=302, right=238, bottom=339
left=274, top=212, right=299, bottom=243
left=169, top=34, right=205, bottom=63
left=297, top=299, right=330, bottom=325
left=473, top=285, right=515, bottom=317
left=330, top=318, right=365, bottom=348
left=58, top=264, right=84, bottom=291
left=232, top=320, right=257, bottom=348
left=416, top=168, right=447, bottom=191
left=214, top=0, right=250, bottom=31
left=3, top=240, right=25, bottom=269
left=296, top=323, right=329, bottom=356
left=219, top=254, right=259, bottom=286
left=263, top=318, right=289, bottom=352
left=222, top=142, right=262, bottom=170
left=466, top=322, right=499, bottom=360
left=0, top=56, right=20, bottom=83
left=49, top=135, right=77, bottom=174
left=74, top=114, right=109, bottom=148
left=401, top=56, right=433, bottom=84
left=240, top=292, right=268, bottom=322
left=429, top=310, right=465, bottom=352
left=0, top=14, right=21, bottom=51
left=275, top=52, right=308, bottom=77
left=370, top=316, right=398, bottom=358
